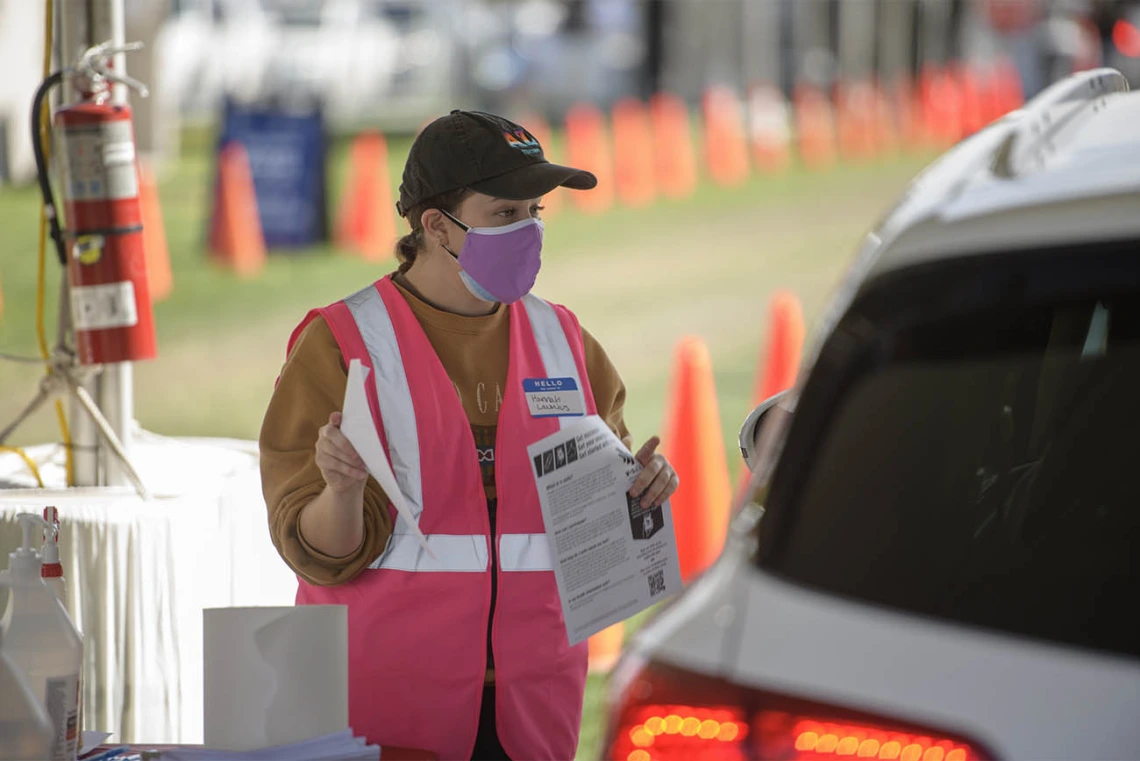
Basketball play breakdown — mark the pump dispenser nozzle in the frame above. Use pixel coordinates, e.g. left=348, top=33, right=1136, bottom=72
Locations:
left=8, top=512, right=48, bottom=581
left=42, top=506, right=62, bottom=576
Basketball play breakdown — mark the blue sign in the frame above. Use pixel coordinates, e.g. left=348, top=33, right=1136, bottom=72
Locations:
left=214, top=96, right=329, bottom=249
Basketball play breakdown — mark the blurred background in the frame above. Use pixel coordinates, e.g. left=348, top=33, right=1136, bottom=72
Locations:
left=4, top=0, right=1140, bottom=182
left=2, top=0, right=1140, bottom=755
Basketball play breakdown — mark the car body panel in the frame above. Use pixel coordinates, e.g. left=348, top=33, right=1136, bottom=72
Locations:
left=641, top=560, right=1140, bottom=760
left=606, top=69, right=1140, bottom=761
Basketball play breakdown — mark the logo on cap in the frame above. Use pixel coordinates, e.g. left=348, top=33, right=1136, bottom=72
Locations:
left=504, top=129, right=542, bottom=156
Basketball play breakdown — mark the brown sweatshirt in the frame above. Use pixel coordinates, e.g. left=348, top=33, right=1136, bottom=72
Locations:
left=259, top=276, right=633, bottom=587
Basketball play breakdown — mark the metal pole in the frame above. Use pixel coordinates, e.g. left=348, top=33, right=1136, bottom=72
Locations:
left=921, top=0, right=954, bottom=66
left=59, top=0, right=101, bottom=487
left=742, top=0, right=781, bottom=88
left=92, top=0, right=134, bottom=489
left=838, top=0, right=877, bottom=81
left=59, top=0, right=136, bottom=488
left=793, top=0, right=833, bottom=89
left=880, top=0, right=915, bottom=84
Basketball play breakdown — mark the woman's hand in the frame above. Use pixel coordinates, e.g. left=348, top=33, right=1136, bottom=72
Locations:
left=315, top=411, right=369, bottom=493
left=628, top=436, right=680, bottom=508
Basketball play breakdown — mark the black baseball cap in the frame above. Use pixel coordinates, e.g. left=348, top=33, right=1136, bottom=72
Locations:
left=396, top=110, right=597, bottom=217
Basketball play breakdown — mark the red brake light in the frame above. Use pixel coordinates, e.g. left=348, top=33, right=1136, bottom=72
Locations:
left=1113, top=19, right=1140, bottom=58
left=614, top=704, right=751, bottom=761
left=603, top=660, right=993, bottom=761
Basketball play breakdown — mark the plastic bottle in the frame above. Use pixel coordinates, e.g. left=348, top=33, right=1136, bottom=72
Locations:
left=40, top=506, right=82, bottom=754
left=41, top=507, right=66, bottom=605
left=0, top=575, right=55, bottom=761
left=1, top=513, right=84, bottom=761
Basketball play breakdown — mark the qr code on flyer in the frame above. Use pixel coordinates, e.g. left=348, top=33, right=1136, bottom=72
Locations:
left=647, top=570, right=666, bottom=598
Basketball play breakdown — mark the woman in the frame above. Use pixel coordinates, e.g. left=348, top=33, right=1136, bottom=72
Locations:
left=259, top=110, right=679, bottom=761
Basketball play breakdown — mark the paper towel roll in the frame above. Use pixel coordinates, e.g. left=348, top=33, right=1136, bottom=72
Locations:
left=203, top=606, right=348, bottom=751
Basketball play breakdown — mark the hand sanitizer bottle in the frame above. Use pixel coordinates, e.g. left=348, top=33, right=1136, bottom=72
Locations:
left=1, top=513, right=83, bottom=761
left=0, top=575, right=54, bottom=761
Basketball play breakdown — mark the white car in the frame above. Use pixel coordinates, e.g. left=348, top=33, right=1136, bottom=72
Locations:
left=600, top=67, right=1140, bottom=761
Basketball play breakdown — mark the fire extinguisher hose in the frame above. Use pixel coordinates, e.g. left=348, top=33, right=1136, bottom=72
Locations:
left=32, top=71, right=66, bottom=267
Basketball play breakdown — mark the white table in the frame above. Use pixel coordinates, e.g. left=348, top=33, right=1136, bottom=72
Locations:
left=0, top=432, right=298, bottom=744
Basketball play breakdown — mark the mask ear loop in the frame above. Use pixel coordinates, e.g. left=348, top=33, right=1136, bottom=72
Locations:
left=436, top=208, right=468, bottom=260
left=439, top=208, right=470, bottom=232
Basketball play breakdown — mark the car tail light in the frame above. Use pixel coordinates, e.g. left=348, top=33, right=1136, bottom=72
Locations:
left=602, top=659, right=994, bottom=761
left=1113, top=18, right=1140, bottom=58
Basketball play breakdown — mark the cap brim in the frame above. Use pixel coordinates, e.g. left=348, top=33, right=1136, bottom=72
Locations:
left=469, top=161, right=598, bottom=200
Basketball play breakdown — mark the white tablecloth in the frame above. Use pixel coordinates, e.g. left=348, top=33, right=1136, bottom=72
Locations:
left=0, top=432, right=298, bottom=744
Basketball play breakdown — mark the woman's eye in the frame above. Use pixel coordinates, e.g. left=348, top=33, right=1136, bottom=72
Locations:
left=497, top=208, right=516, bottom=218
left=530, top=205, right=545, bottom=216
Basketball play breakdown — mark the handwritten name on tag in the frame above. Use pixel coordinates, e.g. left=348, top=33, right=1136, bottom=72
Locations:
left=523, top=378, right=586, bottom=418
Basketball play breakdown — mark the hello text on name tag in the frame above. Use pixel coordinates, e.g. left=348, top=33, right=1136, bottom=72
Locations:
left=523, top=378, right=586, bottom=418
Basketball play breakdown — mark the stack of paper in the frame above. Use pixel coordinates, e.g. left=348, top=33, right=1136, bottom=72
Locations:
left=161, top=731, right=380, bottom=761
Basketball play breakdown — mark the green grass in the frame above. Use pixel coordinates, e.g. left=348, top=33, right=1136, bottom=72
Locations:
left=0, top=127, right=935, bottom=757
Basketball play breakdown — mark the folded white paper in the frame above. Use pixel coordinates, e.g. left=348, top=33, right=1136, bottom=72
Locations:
left=203, top=607, right=348, bottom=752
left=341, top=359, right=434, bottom=558
left=161, top=730, right=379, bottom=761
left=78, top=732, right=113, bottom=756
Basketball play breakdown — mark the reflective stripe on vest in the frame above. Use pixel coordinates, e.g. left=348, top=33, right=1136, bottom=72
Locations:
left=344, top=285, right=425, bottom=521
left=347, top=286, right=583, bottom=573
left=376, top=532, right=553, bottom=573
left=521, top=295, right=583, bottom=432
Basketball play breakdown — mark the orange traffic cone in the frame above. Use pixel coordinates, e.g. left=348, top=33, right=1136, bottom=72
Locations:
left=918, top=65, right=939, bottom=147
left=661, top=337, right=733, bottom=583
left=955, top=62, right=986, bottom=136
left=565, top=103, right=616, bottom=215
left=747, top=83, right=792, bottom=173
left=754, top=290, right=805, bottom=405
left=892, top=75, right=926, bottom=151
left=702, top=86, right=750, bottom=186
left=793, top=82, right=837, bottom=170
left=208, top=141, right=266, bottom=277
left=649, top=92, right=698, bottom=199
left=336, top=131, right=397, bottom=262
left=519, top=112, right=562, bottom=217
left=920, top=64, right=964, bottom=149
left=872, top=81, right=899, bottom=157
left=137, top=159, right=172, bottom=302
left=978, top=63, right=1003, bottom=125
left=995, top=57, right=1025, bottom=117
left=588, top=622, right=624, bottom=672
left=611, top=98, right=656, bottom=208
left=835, top=79, right=878, bottom=161
left=735, top=291, right=806, bottom=495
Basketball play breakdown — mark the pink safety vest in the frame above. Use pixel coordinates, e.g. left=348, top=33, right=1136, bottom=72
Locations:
left=285, top=275, right=597, bottom=760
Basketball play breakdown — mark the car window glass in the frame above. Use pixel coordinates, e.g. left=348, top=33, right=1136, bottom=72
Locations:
left=761, top=295, right=1140, bottom=659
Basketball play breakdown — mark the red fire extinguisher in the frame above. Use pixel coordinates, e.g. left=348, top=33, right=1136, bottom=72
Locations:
left=51, top=50, right=156, bottom=366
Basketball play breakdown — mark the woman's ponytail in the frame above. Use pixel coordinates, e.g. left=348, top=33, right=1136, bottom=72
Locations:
left=393, top=187, right=474, bottom=273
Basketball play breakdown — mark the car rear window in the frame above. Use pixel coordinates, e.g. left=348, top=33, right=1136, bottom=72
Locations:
left=760, top=289, right=1140, bottom=659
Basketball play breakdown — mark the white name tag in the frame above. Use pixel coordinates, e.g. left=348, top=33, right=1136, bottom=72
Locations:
left=524, top=378, right=585, bottom=418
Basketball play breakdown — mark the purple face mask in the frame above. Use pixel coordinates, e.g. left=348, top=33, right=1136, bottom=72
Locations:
left=441, top=209, right=544, bottom=304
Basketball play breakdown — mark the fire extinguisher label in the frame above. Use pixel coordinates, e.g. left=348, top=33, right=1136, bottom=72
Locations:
left=58, top=121, right=139, bottom=201
left=70, top=281, right=139, bottom=331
